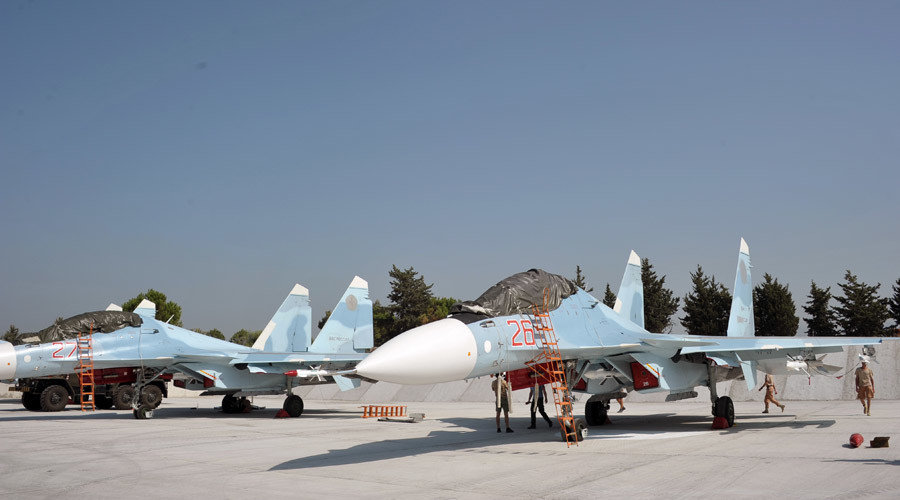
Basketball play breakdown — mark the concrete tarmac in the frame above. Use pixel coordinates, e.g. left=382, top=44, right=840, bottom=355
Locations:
left=0, top=397, right=897, bottom=499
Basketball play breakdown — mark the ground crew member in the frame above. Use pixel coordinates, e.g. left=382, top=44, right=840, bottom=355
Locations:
left=855, top=359, right=875, bottom=416
left=525, top=377, right=553, bottom=429
left=491, top=373, right=513, bottom=433
left=758, top=373, right=785, bottom=413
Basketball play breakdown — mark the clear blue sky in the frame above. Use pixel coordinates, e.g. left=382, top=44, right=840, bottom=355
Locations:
left=2, top=1, right=898, bottom=336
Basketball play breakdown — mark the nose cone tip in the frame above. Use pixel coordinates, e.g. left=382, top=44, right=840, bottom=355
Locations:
left=0, top=341, right=17, bottom=380
left=356, top=318, right=477, bottom=384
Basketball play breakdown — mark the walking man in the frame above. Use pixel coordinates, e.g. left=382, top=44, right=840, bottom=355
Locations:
left=525, top=377, right=553, bottom=429
left=855, top=359, right=875, bottom=416
left=758, top=373, right=785, bottom=413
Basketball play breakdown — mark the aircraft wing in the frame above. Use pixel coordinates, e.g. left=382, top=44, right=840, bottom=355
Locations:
left=680, top=336, right=883, bottom=358
left=231, top=352, right=367, bottom=374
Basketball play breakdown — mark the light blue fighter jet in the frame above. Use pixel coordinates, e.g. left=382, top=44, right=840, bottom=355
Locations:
left=355, top=240, right=884, bottom=440
left=0, top=277, right=373, bottom=419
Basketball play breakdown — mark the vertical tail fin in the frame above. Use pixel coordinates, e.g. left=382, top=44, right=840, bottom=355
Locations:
left=251, top=284, right=312, bottom=352
left=727, top=238, right=754, bottom=338
left=613, top=250, right=645, bottom=328
left=309, top=276, right=373, bottom=354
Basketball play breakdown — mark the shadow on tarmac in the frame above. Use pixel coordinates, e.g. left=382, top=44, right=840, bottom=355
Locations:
left=269, top=412, right=837, bottom=471
left=826, top=458, right=900, bottom=466
left=0, top=405, right=361, bottom=421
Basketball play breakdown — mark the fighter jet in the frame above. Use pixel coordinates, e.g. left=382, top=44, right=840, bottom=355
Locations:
left=355, top=240, right=883, bottom=440
left=0, top=277, right=373, bottom=419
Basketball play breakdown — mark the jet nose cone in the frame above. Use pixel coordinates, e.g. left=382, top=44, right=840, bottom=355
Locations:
left=0, top=341, right=17, bottom=381
left=356, top=318, right=477, bottom=384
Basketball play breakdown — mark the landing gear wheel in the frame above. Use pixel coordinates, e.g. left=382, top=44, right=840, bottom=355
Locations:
left=22, top=392, right=41, bottom=411
left=584, top=400, right=609, bottom=426
left=283, top=395, right=304, bottom=417
left=222, top=394, right=242, bottom=414
left=39, top=385, right=69, bottom=412
left=140, top=385, right=163, bottom=409
left=133, top=406, right=154, bottom=419
left=561, top=417, right=588, bottom=442
left=714, top=396, right=735, bottom=427
left=94, top=395, right=114, bottom=410
left=113, top=386, right=135, bottom=410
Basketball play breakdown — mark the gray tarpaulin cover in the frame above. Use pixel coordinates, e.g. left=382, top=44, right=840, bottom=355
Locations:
left=450, top=269, right=578, bottom=320
left=18, top=311, right=143, bottom=344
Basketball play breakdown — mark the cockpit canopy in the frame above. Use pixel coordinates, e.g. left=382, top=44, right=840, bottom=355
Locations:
left=16, top=311, right=143, bottom=344
left=449, top=269, right=578, bottom=323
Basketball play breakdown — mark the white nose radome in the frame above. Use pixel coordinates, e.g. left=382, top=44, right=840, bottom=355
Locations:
left=0, top=341, right=16, bottom=381
left=356, top=318, right=477, bottom=384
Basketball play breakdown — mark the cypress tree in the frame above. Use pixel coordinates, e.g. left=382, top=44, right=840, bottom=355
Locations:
left=753, top=273, right=799, bottom=336
left=803, top=281, right=838, bottom=337
left=642, top=258, right=680, bottom=333
left=602, top=283, right=617, bottom=308
left=680, top=265, right=731, bottom=336
left=834, top=271, right=890, bottom=336
left=889, top=278, right=900, bottom=334
left=572, top=265, right=593, bottom=292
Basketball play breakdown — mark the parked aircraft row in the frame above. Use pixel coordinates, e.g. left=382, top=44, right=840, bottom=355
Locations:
left=0, top=240, right=884, bottom=440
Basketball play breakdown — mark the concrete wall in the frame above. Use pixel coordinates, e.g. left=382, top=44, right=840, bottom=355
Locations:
left=4, top=342, right=896, bottom=405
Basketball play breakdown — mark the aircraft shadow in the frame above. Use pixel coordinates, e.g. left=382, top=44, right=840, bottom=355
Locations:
left=826, top=458, right=899, bottom=466
left=271, top=412, right=840, bottom=471
left=0, top=406, right=361, bottom=421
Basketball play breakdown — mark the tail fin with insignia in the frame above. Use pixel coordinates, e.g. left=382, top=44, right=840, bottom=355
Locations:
left=309, top=276, right=373, bottom=354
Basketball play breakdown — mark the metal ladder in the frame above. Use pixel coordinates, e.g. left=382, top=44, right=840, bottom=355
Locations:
left=75, top=326, right=95, bottom=411
left=526, top=288, right=578, bottom=447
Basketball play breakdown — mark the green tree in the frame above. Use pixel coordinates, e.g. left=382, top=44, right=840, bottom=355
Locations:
left=122, top=289, right=183, bottom=326
left=573, top=265, right=593, bottom=293
left=385, top=265, right=434, bottom=339
left=230, top=329, right=262, bottom=346
left=642, top=258, right=680, bottom=333
left=834, top=271, right=891, bottom=336
left=425, top=296, right=457, bottom=324
left=753, top=273, right=799, bottom=336
left=803, top=281, right=838, bottom=337
left=602, top=283, right=616, bottom=308
left=680, top=265, right=731, bottom=336
left=3, top=324, right=19, bottom=344
left=193, top=328, right=225, bottom=340
left=889, top=278, right=900, bottom=333
left=373, top=300, right=395, bottom=346
left=318, top=310, right=332, bottom=330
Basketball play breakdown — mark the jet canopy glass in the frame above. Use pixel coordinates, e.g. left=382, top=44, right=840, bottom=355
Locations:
left=449, top=269, right=578, bottom=323
left=17, top=311, right=143, bottom=344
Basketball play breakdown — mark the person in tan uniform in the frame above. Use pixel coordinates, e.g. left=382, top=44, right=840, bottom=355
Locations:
left=855, top=360, right=875, bottom=416
left=491, top=373, right=513, bottom=433
left=758, top=373, right=785, bottom=413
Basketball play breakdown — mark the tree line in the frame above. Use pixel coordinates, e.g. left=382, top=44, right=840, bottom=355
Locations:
left=4, top=265, right=898, bottom=346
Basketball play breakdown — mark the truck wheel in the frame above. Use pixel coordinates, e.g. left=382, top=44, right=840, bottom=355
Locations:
left=114, top=386, right=135, bottom=410
left=22, top=393, right=42, bottom=411
left=140, top=385, right=163, bottom=409
left=283, top=395, right=304, bottom=417
left=94, top=395, right=114, bottom=410
left=39, top=385, right=69, bottom=412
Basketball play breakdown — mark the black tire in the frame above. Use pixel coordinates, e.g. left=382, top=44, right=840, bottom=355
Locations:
left=561, top=417, right=588, bottom=442
left=94, top=395, right=115, bottom=410
left=222, top=394, right=241, bottom=414
left=114, top=385, right=135, bottom=410
left=140, top=385, right=164, bottom=409
left=714, top=396, right=735, bottom=427
left=283, top=395, right=304, bottom=417
left=584, top=400, right=608, bottom=426
left=133, top=406, right=153, bottom=419
left=22, top=392, right=42, bottom=411
left=39, top=385, right=69, bottom=412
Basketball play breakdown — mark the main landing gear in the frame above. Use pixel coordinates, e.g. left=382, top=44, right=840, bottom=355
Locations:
left=221, top=394, right=252, bottom=414
left=584, top=398, right=610, bottom=426
left=708, top=362, right=735, bottom=427
left=283, top=395, right=304, bottom=417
